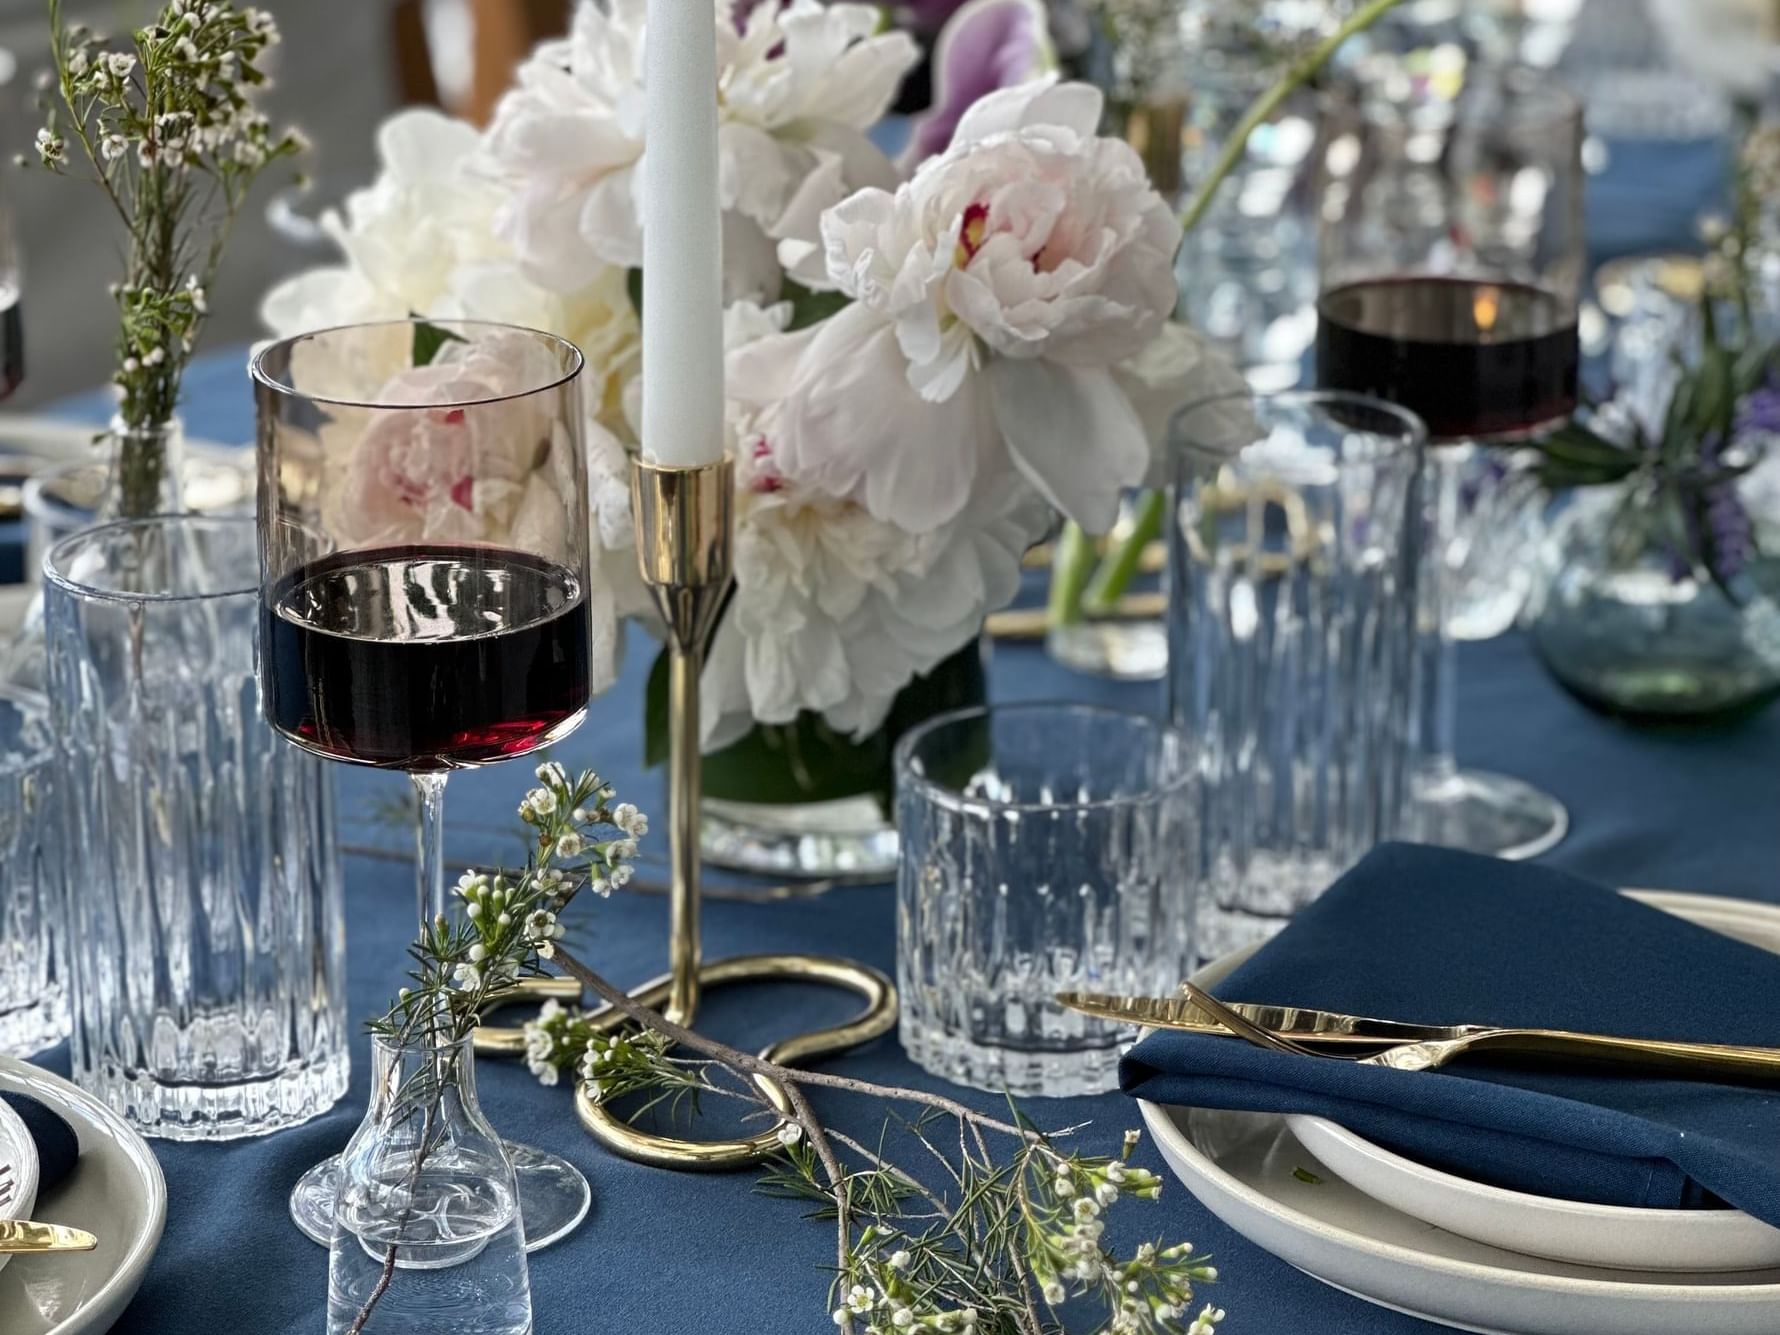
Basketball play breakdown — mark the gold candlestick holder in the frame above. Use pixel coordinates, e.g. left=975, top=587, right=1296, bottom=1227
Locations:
left=485, top=457, right=896, bottom=1171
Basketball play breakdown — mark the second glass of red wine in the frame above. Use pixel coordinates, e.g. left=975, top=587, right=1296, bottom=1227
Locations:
left=252, top=319, right=594, bottom=1252
left=1315, top=72, right=1583, bottom=861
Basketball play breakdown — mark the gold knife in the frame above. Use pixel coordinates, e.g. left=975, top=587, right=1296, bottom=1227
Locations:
left=0, top=1220, right=99, bottom=1254
left=1056, top=991, right=1780, bottom=1081
left=1056, top=990, right=1446, bottom=1044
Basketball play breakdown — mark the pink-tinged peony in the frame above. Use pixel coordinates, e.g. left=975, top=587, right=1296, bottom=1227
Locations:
left=770, top=77, right=1181, bottom=534
left=695, top=301, right=1051, bottom=746
left=332, top=333, right=560, bottom=546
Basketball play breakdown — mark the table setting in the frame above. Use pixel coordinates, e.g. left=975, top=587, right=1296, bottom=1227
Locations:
left=0, top=0, right=1778, bottom=1332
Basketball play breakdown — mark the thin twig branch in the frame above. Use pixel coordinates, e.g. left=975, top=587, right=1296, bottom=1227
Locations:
left=553, top=946, right=1039, bottom=1146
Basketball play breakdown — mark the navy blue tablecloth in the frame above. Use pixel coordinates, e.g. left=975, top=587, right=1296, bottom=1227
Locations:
left=31, top=407, right=1777, bottom=1334
left=24, top=133, right=1776, bottom=1335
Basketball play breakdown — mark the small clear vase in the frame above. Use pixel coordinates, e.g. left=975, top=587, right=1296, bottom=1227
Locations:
left=328, top=1031, right=531, bottom=1335
left=3, top=416, right=187, bottom=695
left=1527, top=476, right=1780, bottom=721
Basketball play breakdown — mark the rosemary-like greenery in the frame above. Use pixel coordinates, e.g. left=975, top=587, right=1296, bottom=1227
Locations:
left=370, top=764, right=1225, bottom=1335
left=34, top=0, right=304, bottom=516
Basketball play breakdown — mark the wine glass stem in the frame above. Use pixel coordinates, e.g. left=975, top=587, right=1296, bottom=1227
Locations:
left=412, top=770, right=450, bottom=934
left=1419, top=447, right=1463, bottom=785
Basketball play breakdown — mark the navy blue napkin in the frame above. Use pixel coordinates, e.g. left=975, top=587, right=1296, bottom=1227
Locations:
left=1119, top=843, right=1780, bottom=1226
left=3, top=1093, right=79, bottom=1194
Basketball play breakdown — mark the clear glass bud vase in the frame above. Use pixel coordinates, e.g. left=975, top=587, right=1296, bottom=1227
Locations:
left=328, top=1031, right=532, bottom=1335
left=3, top=415, right=186, bottom=694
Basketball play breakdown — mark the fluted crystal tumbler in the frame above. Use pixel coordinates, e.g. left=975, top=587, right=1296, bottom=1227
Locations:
left=895, top=703, right=1199, bottom=1097
left=44, top=515, right=347, bottom=1139
left=0, top=688, right=66, bottom=1055
left=1167, top=390, right=1423, bottom=963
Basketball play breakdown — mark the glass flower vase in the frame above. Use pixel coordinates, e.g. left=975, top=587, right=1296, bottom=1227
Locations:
left=328, top=1031, right=531, bottom=1335
left=687, top=640, right=989, bottom=881
left=1527, top=475, right=1780, bottom=722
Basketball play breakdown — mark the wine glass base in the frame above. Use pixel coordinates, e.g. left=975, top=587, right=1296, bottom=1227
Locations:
left=289, top=1142, right=590, bottom=1252
left=1408, top=768, right=1569, bottom=861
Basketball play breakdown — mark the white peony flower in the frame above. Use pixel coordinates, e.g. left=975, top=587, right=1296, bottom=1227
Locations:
left=684, top=300, right=1044, bottom=744
left=1649, top=0, right=1780, bottom=101
left=482, top=0, right=918, bottom=301
left=770, top=76, right=1181, bottom=534
left=261, top=109, right=504, bottom=333
left=703, top=304, right=1050, bottom=746
left=1111, top=320, right=1255, bottom=484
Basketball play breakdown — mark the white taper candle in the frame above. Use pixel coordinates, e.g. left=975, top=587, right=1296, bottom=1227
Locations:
left=640, top=0, right=726, bottom=466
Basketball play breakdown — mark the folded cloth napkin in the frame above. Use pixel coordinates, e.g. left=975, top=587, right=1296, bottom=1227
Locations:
left=2, top=1093, right=79, bottom=1196
left=1119, top=843, right=1780, bottom=1226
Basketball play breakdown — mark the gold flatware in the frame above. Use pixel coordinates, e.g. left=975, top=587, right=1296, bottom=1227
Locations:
left=1056, top=989, right=1443, bottom=1045
left=0, top=1220, right=99, bottom=1253
left=1056, top=988, right=1780, bottom=1081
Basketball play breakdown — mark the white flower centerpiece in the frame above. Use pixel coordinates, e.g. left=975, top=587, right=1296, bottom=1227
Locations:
left=262, top=0, right=1241, bottom=873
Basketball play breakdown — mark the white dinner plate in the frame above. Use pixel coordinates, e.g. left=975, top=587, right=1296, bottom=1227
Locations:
left=0, top=1057, right=166, bottom=1335
left=1139, top=888, right=1780, bottom=1334
left=1283, top=890, right=1780, bottom=1273
left=0, top=1094, right=41, bottom=1278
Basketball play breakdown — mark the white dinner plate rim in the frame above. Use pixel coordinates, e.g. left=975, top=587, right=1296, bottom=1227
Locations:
left=1286, top=1114, right=1776, bottom=1231
left=1141, top=1099, right=1780, bottom=1302
left=1140, top=887, right=1780, bottom=1305
left=0, top=1055, right=167, bottom=1335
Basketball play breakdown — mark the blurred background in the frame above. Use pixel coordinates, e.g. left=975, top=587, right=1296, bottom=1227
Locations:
left=0, top=0, right=580, bottom=409
left=0, top=0, right=1726, bottom=412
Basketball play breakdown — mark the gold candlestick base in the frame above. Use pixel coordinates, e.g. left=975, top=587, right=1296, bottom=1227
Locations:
left=479, top=457, right=897, bottom=1170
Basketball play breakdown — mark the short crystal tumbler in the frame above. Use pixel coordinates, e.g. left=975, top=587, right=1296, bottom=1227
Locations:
left=1167, top=390, right=1423, bottom=963
left=0, top=688, right=67, bottom=1055
left=44, top=515, right=348, bottom=1139
left=895, top=703, right=1198, bottom=1096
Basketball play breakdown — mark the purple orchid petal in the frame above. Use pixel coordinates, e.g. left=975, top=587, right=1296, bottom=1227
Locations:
left=904, top=0, right=1050, bottom=165
left=902, top=0, right=975, bottom=34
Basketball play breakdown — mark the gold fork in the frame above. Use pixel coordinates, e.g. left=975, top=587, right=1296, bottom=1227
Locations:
left=1067, top=984, right=1780, bottom=1082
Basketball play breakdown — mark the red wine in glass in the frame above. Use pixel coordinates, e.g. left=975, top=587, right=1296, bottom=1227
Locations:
left=1315, top=275, right=1578, bottom=442
left=0, top=283, right=24, bottom=401
left=263, top=544, right=591, bottom=771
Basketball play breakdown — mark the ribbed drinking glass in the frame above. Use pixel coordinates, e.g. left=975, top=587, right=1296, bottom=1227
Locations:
left=1167, top=390, right=1424, bottom=962
left=44, top=514, right=347, bottom=1137
left=0, top=687, right=66, bottom=1056
left=895, top=703, right=1199, bottom=1097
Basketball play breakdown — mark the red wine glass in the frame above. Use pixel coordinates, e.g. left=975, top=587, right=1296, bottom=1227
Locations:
left=1315, top=71, right=1583, bottom=860
left=252, top=319, right=594, bottom=1251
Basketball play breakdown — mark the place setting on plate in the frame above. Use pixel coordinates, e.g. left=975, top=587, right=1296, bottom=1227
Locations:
left=1104, top=843, right=1780, bottom=1335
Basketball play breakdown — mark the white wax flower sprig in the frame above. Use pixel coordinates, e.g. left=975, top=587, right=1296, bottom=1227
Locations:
left=526, top=975, right=1225, bottom=1335
left=34, top=0, right=306, bottom=517
left=371, top=762, right=643, bottom=1050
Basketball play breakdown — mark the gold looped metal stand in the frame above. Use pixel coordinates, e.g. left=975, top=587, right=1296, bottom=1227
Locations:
left=476, top=458, right=897, bottom=1170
